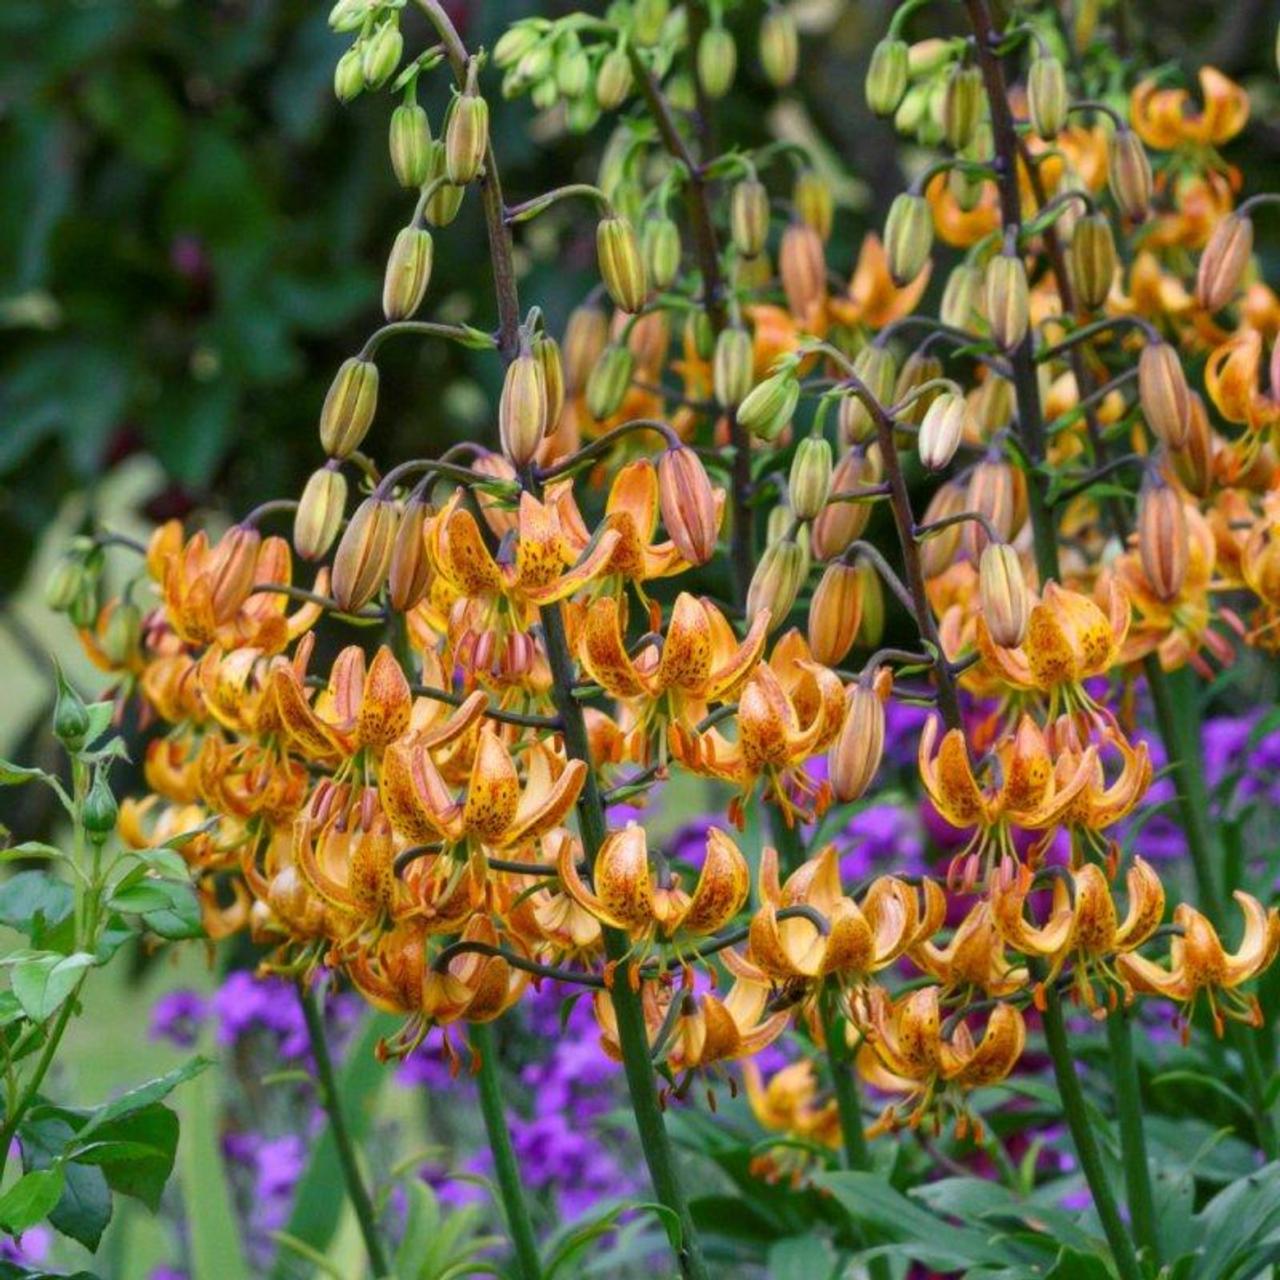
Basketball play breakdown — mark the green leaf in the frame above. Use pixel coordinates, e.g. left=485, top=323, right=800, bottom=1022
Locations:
left=73, top=1104, right=179, bottom=1211
left=0, top=1167, right=65, bottom=1233
left=767, top=1236, right=841, bottom=1280
left=1044, top=1248, right=1115, bottom=1279
left=79, top=1057, right=209, bottom=1136
left=18, top=1113, right=112, bottom=1250
left=138, top=880, right=203, bottom=940
left=0, top=761, right=50, bottom=787
left=0, top=872, right=74, bottom=939
left=11, top=951, right=94, bottom=1020
left=0, top=843, right=63, bottom=864
left=121, top=846, right=190, bottom=879
left=81, top=701, right=115, bottom=749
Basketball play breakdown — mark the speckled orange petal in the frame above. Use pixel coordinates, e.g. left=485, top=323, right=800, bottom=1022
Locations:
left=1000, top=716, right=1055, bottom=817
left=892, top=987, right=943, bottom=1077
left=1221, top=892, right=1280, bottom=986
left=678, top=827, right=750, bottom=936
left=379, top=743, right=450, bottom=844
left=591, top=826, right=657, bottom=933
left=738, top=665, right=801, bottom=769
left=440, top=506, right=504, bottom=596
left=658, top=593, right=715, bottom=692
left=463, top=729, right=521, bottom=842
left=578, top=596, right=648, bottom=699
left=359, top=645, right=412, bottom=750
left=505, top=751, right=588, bottom=848
left=748, top=904, right=803, bottom=980
left=705, top=602, right=771, bottom=701
left=945, top=1003, right=1025, bottom=1086
left=525, top=526, right=622, bottom=605
left=1113, top=857, right=1166, bottom=951
left=272, top=667, right=344, bottom=761
left=820, top=900, right=876, bottom=976
left=919, top=718, right=988, bottom=829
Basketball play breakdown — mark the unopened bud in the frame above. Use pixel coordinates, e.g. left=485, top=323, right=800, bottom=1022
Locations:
left=918, top=391, right=970, bottom=471
left=964, top=457, right=1017, bottom=558
left=738, top=365, right=800, bottom=441
left=597, top=213, right=648, bottom=313
left=633, top=0, right=669, bottom=45
left=919, top=480, right=967, bottom=577
left=659, top=446, right=719, bottom=565
left=1069, top=212, right=1116, bottom=311
left=332, top=497, right=397, bottom=612
left=389, top=102, right=432, bottom=188
left=533, top=332, right=566, bottom=430
left=866, top=38, right=909, bottom=116
left=941, top=262, right=982, bottom=332
left=894, top=350, right=944, bottom=426
left=100, top=599, right=142, bottom=667
left=586, top=344, right=634, bottom=420
left=382, top=226, right=434, bottom=321
left=793, top=170, right=834, bottom=242
left=884, top=192, right=933, bottom=286
left=320, top=357, right=379, bottom=458
left=422, top=142, right=464, bottom=225
left=334, top=46, right=364, bottom=103
left=82, top=767, right=119, bottom=840
left=971, top=375, right=1013, bottom=438
left=1027, top=55, right=1067, bottom=139
left=642, top=216, right=682, bottom=290
left=1170, top=392, right=1214, bottom=498
left=445, top=91, right=489, bottom=185
left=53, top=663, right=91, bottom=751
left=499, top=351, right=549, bottom=467
left=697, top=25, right=737, bottom=99
left=731, top=177, right=770, bottom=258
left=808, top=561, right=863, bottom=665
left=329, top=0, right=372, bottom=33
left=779, top=221, right=827, bottom=320
left=685, top=309, right=715, bottom=361
left=1138, top=342, right=1192, bottom=449
left=713, top=328, right=754, bottom=409
left=45, top=557, right=85, bottom=613
left=556, top=38, right=591, bottom=98
left=979, top=542, right=1029, bottom=646
left=596, top=46, right=634, bottom=109
left=855, top=556, right=885, bottom=647
left=1138, top=478, right=1189, bottom=602
left=388, top=496, right=433, bottom=612
left=838, top=345, right=896, bottom=445
left=790, top=436, right=833, bottom=520
left=294, top=466, right=348, bottom=561
left=1107, top=128, right=1152, bottom=223
left=943, top=65, right=983, bottom=150
left=813, top=444, right=882, bottom=559
left=564, top=305, right=609, bottom=393
left=747, top=538, right=806, bottom=628
left=759, top=8, right=798, bottom=86
left=1196, top=212, right=1253, bottom=313
left=828, top=681, right=885, bottom=802
left=493, top=24, right=542, bottom=68
left=361, top=22, right=402, bottom=89
left=983, top=253, right=1030, bottom=349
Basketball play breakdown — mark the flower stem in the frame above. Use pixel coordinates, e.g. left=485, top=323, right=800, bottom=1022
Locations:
left=296, top=981, right=390, bottom=1279
left=1104, top=1008, right=1158, bottom=1265
left=469, top=1023, right=543, bottom=1280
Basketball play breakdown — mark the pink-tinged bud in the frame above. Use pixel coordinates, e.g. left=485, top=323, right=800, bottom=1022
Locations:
left=1069, top=212, right=1116, bottom=312
left=533, top=332, right=566, bottom=430
left=1138, top=342, right=1192, bottom=449
left=730, top=177, right=770, bottom=258
left=563, top=305, right=608, bottom=393
left=808, top=561, right=863, bottom=665
left=382, top=226, right=434, bottom=321
left=597, top=213, right=648, bottom=313
left=828, top=681, right=886, bottom=803
left=319, top=357, right=378, bottom=458
left=388, top=496, right=433, bottom=612
left=918, top=391, right=970, bottom=471
left=813, top=444, right=882, bottom=559
left=1170, top=392, right=1214, bottom=498
left=499, top=351, right=549, bottom=467
left=1027, top=55, right=1067, bottom=139
left=919, top=481, right=967, bottom=578
left=746, top=538, right=806, bottom=628
left=884, top=192, right=933, bottom=286
left=445, top=91, right=489, bottom=185
left=697, top=25, right=737, bottom=99
left=1196, top=212, right=1253, bottom=313
left=1138, top=477, right=1189, bottom=603
left=658, top=446, right=719, bottom=566
left=790, top=436, right=833, bottom=519
left=1107, top=127, right=1153, bottom=223
left=894, top=350, right=944, bottom=426
left=964, top=457, right=1018, bottom=559
left=389, top=102, right=432, bottom=188
left=865, top=38, right=908, bottom=116
left=983, top=253, right=1030, bottom=350
left=759, top=8, right=799, bottom=87
left=294, top=465, right=348, bottom=561
left=793, top=170, right=834, bottom=242
left=979, top=542, right=1029, bottom=646
left=332, top=496, right=397, bottom=612
left=779, top=221, right=827, bottom=320
left=713, top=327, right=754, bottom=409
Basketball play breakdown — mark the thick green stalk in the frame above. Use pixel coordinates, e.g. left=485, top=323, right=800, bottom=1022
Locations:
left=1040, top=982, right=1143, bottom=1280
left=1104, top=1009, right=1158, bottom=1264
left=469, top=1023, right=542, bottom=1280
left=296, top=983, right=390, bottom=1279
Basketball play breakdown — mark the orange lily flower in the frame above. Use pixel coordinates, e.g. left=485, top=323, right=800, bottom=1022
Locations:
left=1206, top=330, right=1280, bottom=438
left=1130, top=68, right=1249, bottom=153
left=1047, top=717, right=1153, bottom=856
left=828, top=233, right=933, bottom=331
left=741, top=1060, right=841, bottom=1184
left=499, top=829, right=603, bottom=959
left=910, top=899, right=1027, bottom=998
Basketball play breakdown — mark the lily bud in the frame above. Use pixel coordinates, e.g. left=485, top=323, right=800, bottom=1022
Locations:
left=533, top=332, right=565, bottom=430
left=950, top=121, right=992, bottom=211
left=1138, top=478, right=1189, bottom=603
left=884, top=192, right=933, bottom=286
left=813, top=444, right=882, bottom=559
left=597, top=213, right=647, bottom=313
left=790, top=436, right=833, bottom=520
left=866, top=38, right=909, bottom=115
left=101, top=600, right=142, bottom=666
left=1069, top=212, right=1116, bottom=311
left=697, top=25, right=737, bottom=99
left=329, top=0, right=370, bottom=33
left=713, top=327, right=754, bottom=409
left=855, top=555, right=885, bottom=648
left=1107, top=128, right=1152, bottom=222
left=1138, top=342, right=1192, bottom=449
left=747, top=538, right=806, bottom=628
left=362, top=23, right=402, bottom=88
left=1170, top=392, right=1214, bottom=498
left=964, top=457, right=1019, bottom=559
left=730, top=177, right=770, bottom=258
left=919, top=481, right=967, bottom=577
left=389, top=102, right=432, bottom=188
left=979, top=542, right=1029, bottom=646
left=388, top=496, right=433, bottom=612
left=596, top=45, right=634, bottom=109
left=633, top=0, right=669, bottom=45
left=499, top=351, right=549, bottom=467
left=493, top=25, right=542, bottom=67
left=894, top=350, right=944, bottom=426
left=793, top=170, right=834, bottom=242
left=642, top=216, right=682, bottom=289
left=563, top=305, right=608, bottom=394
left=1027, top=55, right=1067, bottom=139
left=943, top=65, right=983, bottom=150
left=941, top=262, right=982, bottom=332
left=829, top=681, right=886, bottom=802
left=445, top=91, right=489, bottom=185
left=294, top=465, right=348, bottom=561
left=760, top=8, right=799, bottom=86
left=422, top=142, right=465, bottom=225
left=918, top=391, right=971, bottom=471
left=334, top=46, right=364, bottom=103
left=685, top=309, right=715, bottom=361
left=738, top=365, right=800, bottom=441
left=983, top=254, right=1030, bottom=350
left=319, top=357, right=379, bottom=458
left=838, top=345, right=896, bottom=445
left=1196, top=212, right=1253, bottom=313
left=586, top=344, right=634, bottom=420
left=555, top=38, right=591, bottom=98
left=779, top=221, right=827, bottom=320
left=332, top=497, right=397, bottom=612
left=658, top=446, right=719, bottom=565
left=808, top=561, right=863, bottom=665
left=382, top=226, right=434, bottom=321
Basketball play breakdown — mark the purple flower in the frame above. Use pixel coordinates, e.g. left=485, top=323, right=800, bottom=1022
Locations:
left=149, top=989, right=208, bottom=1048
left=0, top=1224, right=51, bottom=1264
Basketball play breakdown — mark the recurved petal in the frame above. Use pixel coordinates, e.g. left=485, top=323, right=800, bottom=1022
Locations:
left=706, top=602, right=771, bottom=700
left=678, top=827, right=750, bottom=936
left=1114, top=857, right=1166, bottom=951
left=505, top=751, right=589, bottom=847
left=463, top=729, right=521, bottom=842
left=820, top=900, right=876, bottom=977
left=920, top=718, right=989, bottom=829
left=945, top=1002, right=1025, bottom=1086
left=1222, top=891, right=1280, bottom=986
left=359, top=645, right=412, bottom=750
left=593, top=825, right=657, bottom=933
left=658, top=593, right=715, bottom=692
left=579, top=596, right=648, bottom=699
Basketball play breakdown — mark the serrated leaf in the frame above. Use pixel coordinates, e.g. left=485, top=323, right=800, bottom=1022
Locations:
left=0, top=872, right=75, bottom=939
left=11, top=951, right=94, bottom=1020
left=0, top=1167, right=65, bottom=1233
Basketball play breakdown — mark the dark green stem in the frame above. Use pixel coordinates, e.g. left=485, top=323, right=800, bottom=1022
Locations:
left=1105, top=1010, right=1158, bottom=1265
left=469, top=1023, right=543, bottom=1280
left=297, top=982, right=390, bottom=1279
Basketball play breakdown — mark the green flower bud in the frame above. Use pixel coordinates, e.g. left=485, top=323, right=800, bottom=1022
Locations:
left=494, top=23, right=544, bottom=68
left=713, top=328, right=755, bottom=410
left=329, top=0, right=373, bottom=34
left=665, top=71, right=697, bottom=112
left=320, top=357, right=379, bottom=458
left=445, top=91, right=489, bottom=185
left=332, top=496, right=397, bottom=613
left=697, top=26, right=737, bottom=100
left=82, top=768, right=119, bottom=841
left=102, top=600, right=142, bottom=666
left=45, top=556, right=85, bottom=613
left=53, top=663, right=91, bottom=752
left=1107, top=127, right=1152, bottom=223
left=893, top=349, right=944, bottom=426
left=633, top=0, right=670, bottom=46
left=565, top=94, right=602, bottom=134
left=883, top=192, right=933, bottom=286
left=685, top=309, right=715, bottom=361
left=556, top=37, right=591, bottom=98
left=855, top=555, right=885, bottom=648
left=334, top=46, right=365, bottom=103
left=389, top=102, right=432, bottom=189
left=865, top=38, right=909, bottom=116
left=730, top=177, right=770, bottom=258
left=564, top=304, right=609, bottom=393
left=790, top=436, right=833, bottom=520
left=738, top=365, right=799, bottom=441
left=1069, top=211, right=1117, bottom=311
left=793, top=169, right=833, bottom=242
left=596, top=213, right=648, bottom=313
left=747, top=537, right=806, bottom=629
left=294, top=465, right=348, bottom=562
left=893, top=83, right=928, bottom=136
left=533, top=332, right=566, bottom=430
left=596, top=46, right=634, bottom=110
left=838, top=345, right=897, bottom=445
left=943, top=65, right=983, bottom=150
left=423, top=142, right=464, bottom=225
left=586, top=345, right=634, bottom=420
left=940, top=261, right=982, bottom=331
left=361, top=22, right=403, bottom=90
left=983, top=253, right=1030, bottom=350
left=1027, top=55, right=1068, bottom=139
left=642, top=216, right=682, bottom=290
left=529, top=75, right=559, bottom=113
left=759, top=8, right=799, bottom=88
left=382, top=226, right=434, bottom=322
left=68, top=579, right=101, bottom=630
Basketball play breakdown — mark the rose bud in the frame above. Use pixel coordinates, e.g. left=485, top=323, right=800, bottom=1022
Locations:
left=1138, top=342, right=1192, bottom=449
left=713, top=327, right=754, bottom=410
left=884, top=192, right=933, bottom=286
left=533, top=332, right=566, bottom=430
left=747, top=538, right=806, bottom=628
left=979, top=542, right=1030, bottom=646
left=793, top=170, right=834, bottom=242
left=294, top=465, right=348, bottom=561
left=697, top=25, right=737, bottom=99
left=1027, top=55, right=1067, bottom=139
left=838, top=345, right=896, bottom=445
left=423, top=142, right=465, bottom=225
left=828, top=680, right=886, bottom=803
left=382, top=226, right=434, bottom=321
left=597, top=213, right=648, bottom=313
left=332, top=496, right=397, bottom=612
left=499, top=350, right=549, bottom=467
left=855, top=556, right=885, bottom=647
left=813, top=444, right=882, bottom=560
left=809, top=561, right=863, bottom=666
left=1170, top=392, right=1214, bottom=498
left=918, top=390, right=971, bottom=472
left=759, top=8, right=799, bottom=87
left=445, top=90, right=489, bottom=185
left=1069, top=212, right=1117, bottom=312
left=1138, top=477, right=1189, bottom=603
left=941, top=262, right=982, bottom=332
left=642, top=216, right=682, bottom=290
left=865, top=38, right=909, bottom=116
left=943, top=65, right=983, bottom=150
left=596, top=45, right=634, bottom=109
left=362, top=22, right=402, bottom=88
left=984, top=253, right=1030, bottom=350
left=319, top=356, right=379, bottom=458
left=738, top=365, right=800, bottom=441
left=1196, top=212, right=1253, bottom=314
left=894, top=350, right=944, bottom=426
left=388, top=495, right=433, bottom=612
left=730, top=177, right=770, bottom=258
left=919, top=480, right=967, bottom=578
left=658, top=446, right=719, bottom=565
left=1107, top=127, right=1153, bottom=223
left=334, top=46, right=364, bottom=103
left=585, top=344, right=634, bottom=420
left=563, top=304, right=609, bottom=393
left=389, top=101, right=432, bottom=188
left=790, top=436, right=834, bottom=520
